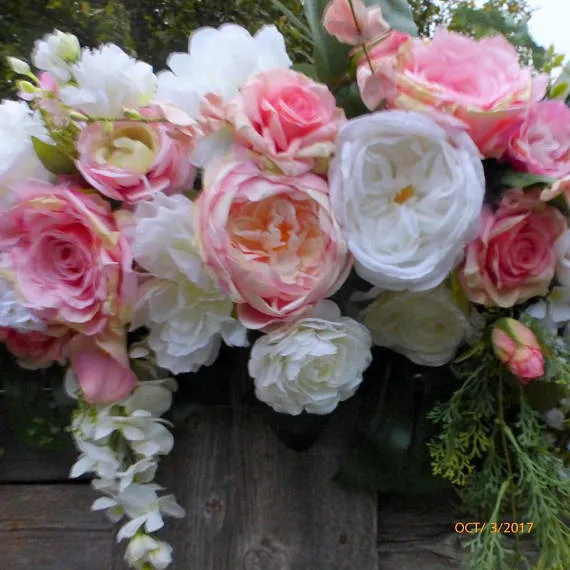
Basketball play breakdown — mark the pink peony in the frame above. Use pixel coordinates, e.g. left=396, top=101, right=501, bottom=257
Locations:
left=458, top=190, right=567, bottom=308
left=357, top=29, right=548, bottom=157
left=507, top=100, right=570, bottom=179
left=196, top=156, right=352, bottom=330
left=491, top=318, right=544, bottom=382
left=323, top=0, right=390, bottom=46
left=226, top=68, right=345, bottom=176
left=0, top=181, right=136, bottom=336
left=75, top=117, right=196, bottom=204
left=0, top=326, right=72, bottom=369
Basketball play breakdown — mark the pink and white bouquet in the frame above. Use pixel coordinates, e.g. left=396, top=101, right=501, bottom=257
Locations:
left=1, top=1, right=569, bottom=568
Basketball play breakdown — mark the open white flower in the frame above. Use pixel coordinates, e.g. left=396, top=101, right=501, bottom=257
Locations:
left=125, top=534, right=173, bottom=570
left=60, top=44, right=156, bottom=116
left=0, top=100, right=51, bottom=197
left=132, top=193, right=247, bottom=375
left=329, top=110, right=485, bottom=291
left=249, top=300, right=372, bottom=415
left=156, top=24, right=291, bottom=118
left=32, top=29, right=80, bottom=83
left=360, top=285, right=471, bottom=366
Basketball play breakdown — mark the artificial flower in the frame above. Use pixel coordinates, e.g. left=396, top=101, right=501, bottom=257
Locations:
left=197, top=156, right=351, bottom=330
left=32, top=29, right=81, bottom=83
left=459, top=190, right=567, bottom=308
left=360, top=285, right=472, bottom=366
left=357, top=29, right=548, bottom=157
left=226, top=68, right=345, bottom=176
left=328, top=110, right=484, bottom=291
left=249, top=300, right=372, bottom=415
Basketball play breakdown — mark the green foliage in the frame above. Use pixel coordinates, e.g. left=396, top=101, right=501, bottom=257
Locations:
left=32, top=136, right=77, bottom=175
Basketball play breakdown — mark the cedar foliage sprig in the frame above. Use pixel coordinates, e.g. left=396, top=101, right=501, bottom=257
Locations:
left=428, top=315, right=570, bottom=570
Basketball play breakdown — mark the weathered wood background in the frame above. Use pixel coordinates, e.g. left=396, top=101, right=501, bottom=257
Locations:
left=1, top=396, right=467, bottom=570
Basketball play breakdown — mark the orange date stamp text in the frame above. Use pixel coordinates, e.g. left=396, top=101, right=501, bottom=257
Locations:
left=454, top=521, right=534, bottom=535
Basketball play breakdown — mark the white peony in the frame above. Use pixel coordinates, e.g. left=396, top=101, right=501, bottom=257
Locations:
left=32, top=29, right=81, bottom=83
left=0, top=100, right=51, bottom=197
left=329, top=110, right=485, bottom=291
left=60, top=44, right=156, bottom=117
left=360, top=285, right=472, bottom=366
left=132, top=193, right=247, bottom=375
left=156, top=24, right=292, bottom=118
left=249, top=300, right=372, bottom=415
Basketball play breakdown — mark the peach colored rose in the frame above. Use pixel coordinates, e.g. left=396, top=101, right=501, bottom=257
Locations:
left=226, top=68, right=345, bottom=176
left=323, top=0, right=390, bottom=46
left=491, top=318, right=544, bottom=382
left=507, top=101, right=570, bottom=179
left=0, top=325, right=72, bottom=369
left=76, top=117, right=195, bottom=204
left=197, top=156, right=352, bottom=330
left=0, top=181, right=136, bottom=336
left=458, top=190, right=567, bottom=308
left=357, top=29, right=548, bottom=157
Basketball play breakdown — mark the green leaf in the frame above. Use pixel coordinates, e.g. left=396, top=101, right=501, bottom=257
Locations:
left=551, top=62, right=570, bottom=102
left=31, top=136, right=77, bottom=175
left=267, top=0, right=313, bottom=39
left=335, top=82, right=368, bottom=118
left=335, top=352, right=455, bottom=493
left=368, top=0, right=417, bottom=36
left=292, top=62, right=319, bottom=80
left=499, top=170, right=556, bottom=189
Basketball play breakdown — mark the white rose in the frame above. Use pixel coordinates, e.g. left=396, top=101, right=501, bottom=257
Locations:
left=60, top=44, right=156, bottom=117
left=329, top=110, right=485, bottom=291
left=0, top=100, right=51, bottom=198
left=32, top=29, right=80, bottom=83
left=249, top=300, right=372, bottom=415
left=156, top=24, right=291, bottom=117
left=360, top=285, right=471, bottom=366
left=131, top=193, right=247, bottom=375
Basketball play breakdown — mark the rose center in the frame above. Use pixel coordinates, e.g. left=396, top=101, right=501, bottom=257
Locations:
left=394, top=185, right=415, bottom=205
left=97, top=125, right=157, bottom=174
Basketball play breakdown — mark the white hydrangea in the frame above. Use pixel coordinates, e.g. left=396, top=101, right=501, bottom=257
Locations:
left=0, top=275, right=46, bottom=332
left=132, top=193, right=247, bottom=375
left=60, top=44, right=156, bottom=117
left=0, top=100, right=51, bottom=197
left=156, top=24, right=292, bottom=118
left=249, top=300, right=372, bottom=415
left=360, top=285, right=472, bottom=366
left=32, top=29, right=81, bottom=83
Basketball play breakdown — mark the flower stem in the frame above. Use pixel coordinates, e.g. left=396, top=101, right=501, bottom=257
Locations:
left=347, top=0, right=375, bottom=74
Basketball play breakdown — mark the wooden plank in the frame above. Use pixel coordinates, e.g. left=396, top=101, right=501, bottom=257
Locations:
left=0, top=485, right=115, bottom=570
left=154, top=404, right=379, bottom=570
left=0, top=396, right=76, bottom=483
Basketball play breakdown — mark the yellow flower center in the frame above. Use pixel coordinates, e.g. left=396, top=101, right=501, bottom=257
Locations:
left=96, top=125, right=157, bottom=174
left=394, top=185, right=415, bottom=205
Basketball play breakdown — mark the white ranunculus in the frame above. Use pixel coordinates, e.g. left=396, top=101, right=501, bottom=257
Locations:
left=329, top=110, right=485, bottom=291
left=132, top=193, right=247, bottom=375
left=156, top=24, right=292, bottom=118
left=249, top=300, right=372, bottom=415
left=32, top=29, right=80, bottom=83
left=0, top=100, right=51, bottom=197
left=60, top=44, right=156, bottom=117
left=360, top=285, right=471, bottom=366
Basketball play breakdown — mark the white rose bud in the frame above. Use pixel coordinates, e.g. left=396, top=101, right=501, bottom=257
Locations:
left=249, top=300, right=372, bottom=415
left=6, top=57, right=31, bottom=75
left=329, top=110, right=485, bottom=291
left=32, top=30, right=80, bottom=83
left=361, top=285, right=472, bottom=366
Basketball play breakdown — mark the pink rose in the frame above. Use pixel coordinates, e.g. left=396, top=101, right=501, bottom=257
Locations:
left=507, top=101, right=570, bottom=179
left=491, top=318, right=544, bottom=382
left=458, top=190, right=567, bottom=308
left=0, top=181, right=136, bottom=336
left=197, top=156, right=352, bottom=329
left=226, top=68, right=345, bottom=176
left=357, top=29, right=548, bottom=157
left=76, top=117, right=196, bottom=204
left=323, top=0, right=390, bottom=46
left=0, top=326, right=72, bottom=369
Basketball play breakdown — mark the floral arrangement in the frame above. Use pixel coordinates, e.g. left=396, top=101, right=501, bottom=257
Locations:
left=1, top=0, right=570, bottom=568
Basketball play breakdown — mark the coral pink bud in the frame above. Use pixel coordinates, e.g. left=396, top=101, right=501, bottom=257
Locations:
left=491, top=318, right=544, bottom=382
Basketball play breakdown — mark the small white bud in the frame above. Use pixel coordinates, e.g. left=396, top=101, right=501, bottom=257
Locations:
left=7, top=57, right=31, bottom=75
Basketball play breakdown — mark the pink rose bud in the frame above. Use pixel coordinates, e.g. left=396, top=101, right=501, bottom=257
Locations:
left=491, top=318, right=544, bottom=382
left=323, top=0, right=390, bottom=46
